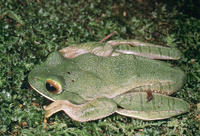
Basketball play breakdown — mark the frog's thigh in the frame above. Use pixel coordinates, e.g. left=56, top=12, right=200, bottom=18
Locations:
left=114, top=92, right=189, bottom=120
left=133, top=79, right=185, bottom=95
left=44, top=98, right=117, bottom=122
left=107, top=40, right=181, bottom=60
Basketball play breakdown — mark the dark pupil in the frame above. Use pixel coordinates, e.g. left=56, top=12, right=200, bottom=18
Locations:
left=46, top=82, right=57, bottom=93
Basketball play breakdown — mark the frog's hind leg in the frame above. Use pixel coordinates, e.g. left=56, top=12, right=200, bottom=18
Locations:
left=107, top=40, right=182, bottom=60
left=44, top=97, right=117, bottom=122
left=113, top=92, right=189, bottom=120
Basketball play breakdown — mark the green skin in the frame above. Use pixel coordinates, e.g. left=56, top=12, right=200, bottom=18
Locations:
left=28, top=40, right=189, bottom=122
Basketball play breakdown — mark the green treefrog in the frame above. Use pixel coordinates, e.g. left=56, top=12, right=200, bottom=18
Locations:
left=28, top=40, right=189, bottom=122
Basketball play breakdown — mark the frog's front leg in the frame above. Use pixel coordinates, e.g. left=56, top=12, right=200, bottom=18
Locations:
left=107, top=40, right=182, bottom=60
left=44, top=97, right=117, bottom=122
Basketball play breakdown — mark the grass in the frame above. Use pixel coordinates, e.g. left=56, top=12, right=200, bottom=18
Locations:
left=0, top=0, right=200, bottom=135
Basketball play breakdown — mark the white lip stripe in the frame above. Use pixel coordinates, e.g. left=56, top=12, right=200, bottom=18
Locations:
left=29, top=83, right=55, bottom=101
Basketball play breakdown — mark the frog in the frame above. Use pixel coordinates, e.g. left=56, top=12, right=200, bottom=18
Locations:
left=28, top=39, right=189, bottom=122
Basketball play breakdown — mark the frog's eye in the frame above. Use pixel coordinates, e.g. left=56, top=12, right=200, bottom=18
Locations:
left=46, top=79, right=62, bottom=94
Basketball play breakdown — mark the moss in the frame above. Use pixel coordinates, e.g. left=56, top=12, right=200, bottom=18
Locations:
left=0, top=0, right=200, bottom=135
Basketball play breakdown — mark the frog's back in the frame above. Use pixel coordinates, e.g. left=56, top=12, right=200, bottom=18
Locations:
left=74, top=54, right=138, bottom=83
left=69, top=53, right=185, bottom=99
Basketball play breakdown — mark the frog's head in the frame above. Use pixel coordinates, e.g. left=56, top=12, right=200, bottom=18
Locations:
left=28, top=52, right=73, bottom=101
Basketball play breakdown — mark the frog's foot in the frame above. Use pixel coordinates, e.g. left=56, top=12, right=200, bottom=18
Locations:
left=59, top=47, right=88, bottom=58
left=107, top=40, right=182, bottom=60
left=44, top=97, right=117, bottom=122
left=59, top=43, right=114, bottom=58
left=113, top=92, right=189, bottom=120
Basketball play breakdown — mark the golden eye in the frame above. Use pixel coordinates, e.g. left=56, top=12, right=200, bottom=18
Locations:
left=46, top=79, right=62, bottom=94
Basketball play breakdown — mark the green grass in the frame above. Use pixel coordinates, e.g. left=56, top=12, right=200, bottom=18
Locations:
left=0, top=0, right=200, bottom=135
